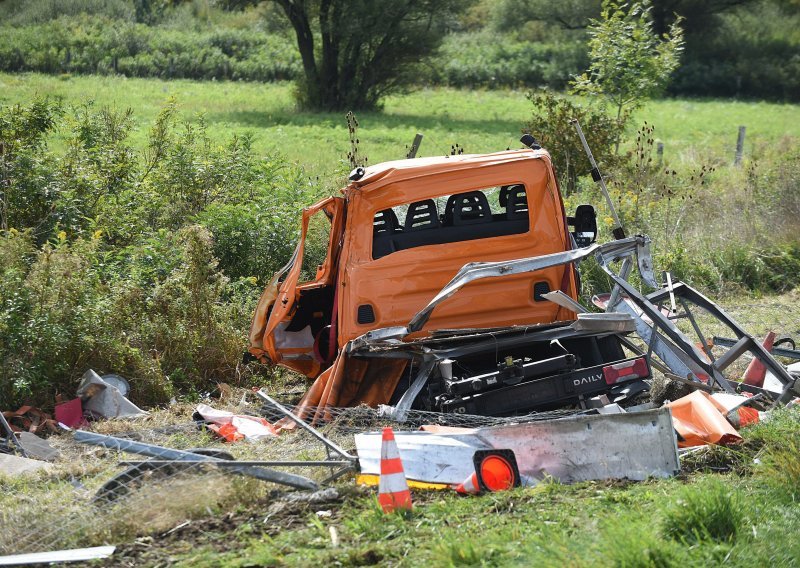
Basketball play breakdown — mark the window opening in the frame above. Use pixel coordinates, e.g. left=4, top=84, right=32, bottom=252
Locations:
left=372, top=184, right=529, bottom=260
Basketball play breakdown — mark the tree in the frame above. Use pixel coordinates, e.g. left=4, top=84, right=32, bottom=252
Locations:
left=571, top=0, right=685, bottom=122
left=649, top=0, right=754, bottom=35
left=493, top=0, right=601, bottom=31
left=271, top=0, right=466, bottom=111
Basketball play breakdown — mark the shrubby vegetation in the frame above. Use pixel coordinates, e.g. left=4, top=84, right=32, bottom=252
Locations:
left=430, top=31, right=587, bottom=90
left=0, top=97, right=314, bottom=410
left=670, top=0, right=800, bottom=100
left=0, top=15, right=300, bottom=82
left=526, top=91, right=627, bottom=194
left=558, top=118, right=800, bottom=297
left=0, top=0, right=798, bottom=102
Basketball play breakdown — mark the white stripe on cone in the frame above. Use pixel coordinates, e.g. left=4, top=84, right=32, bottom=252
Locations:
left=381, top=438, right=401, bottom=460
left=379, top=471, right=410, bottom=494
left=454, top=471, right=480, bottom=494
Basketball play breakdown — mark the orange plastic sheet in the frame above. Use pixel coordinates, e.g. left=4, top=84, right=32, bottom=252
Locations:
left=278, top=352, right=407, bottom=430
left=667, top=390, right=742, bottom=448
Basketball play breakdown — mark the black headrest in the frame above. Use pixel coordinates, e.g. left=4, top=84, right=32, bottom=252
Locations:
left=453, top=191, right=491, bottom=225
left=505, top=185, right=528, bottom=220
left=499, top=184, right=526, bottom=207
left=499, top=186, right=510, bottom=207
left=404, top=199, right=440, bottom=231
left=442, top=194, right=458, bottom=225
left=374, top=209, right=400, bottom=234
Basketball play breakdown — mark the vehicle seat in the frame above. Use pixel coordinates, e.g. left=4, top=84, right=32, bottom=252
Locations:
left=442, top=194, right=459, bottom=226
left=504, top=185, right=528, bottom=220
left=374, top=208, right=401, bottom=234
left=452, top=191, right=492, bottom=225
left=405, top=199, right=441, bottom=231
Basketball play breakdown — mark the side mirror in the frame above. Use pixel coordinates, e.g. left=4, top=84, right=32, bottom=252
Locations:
left=567, top=204, right=597, bottom=247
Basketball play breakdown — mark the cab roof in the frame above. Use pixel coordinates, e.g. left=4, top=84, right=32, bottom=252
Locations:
left=346, top=148, right=552, bottom=194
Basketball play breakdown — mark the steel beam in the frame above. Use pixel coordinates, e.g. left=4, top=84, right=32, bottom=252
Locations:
left=74, top=431, right=318, bottom=491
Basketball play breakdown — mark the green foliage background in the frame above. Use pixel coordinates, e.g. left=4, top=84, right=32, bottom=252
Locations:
left=0, top=0, right=798, bottom=101
left=0, top=96, right=314, bottom=409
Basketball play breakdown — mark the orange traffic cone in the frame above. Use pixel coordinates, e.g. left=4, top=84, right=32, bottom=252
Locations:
left=454, top=471, right=481, bottom=495
left=743, top=331, right=776, bottom=388
left=478, top=454, right=517, bottom=491
left=208, top=422, right=245, bottom=443
left=727, top=405, right=761, bottom=429
left=377, top=427, right=412, bottom=513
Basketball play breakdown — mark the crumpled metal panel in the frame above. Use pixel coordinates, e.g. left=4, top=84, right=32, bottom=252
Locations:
left=355, top=408, right=679, bottom=486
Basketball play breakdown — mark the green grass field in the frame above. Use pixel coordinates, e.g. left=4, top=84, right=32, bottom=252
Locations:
left=2, top=73, right=799, bottom=183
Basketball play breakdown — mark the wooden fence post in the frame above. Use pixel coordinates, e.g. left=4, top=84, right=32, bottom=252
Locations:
left=735, top=126, right=746, bottom=166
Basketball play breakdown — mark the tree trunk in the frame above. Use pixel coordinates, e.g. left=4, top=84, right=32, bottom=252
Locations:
left=318, top=0, right=341, bottom=108
left=274, top=0, right=321, bottom=107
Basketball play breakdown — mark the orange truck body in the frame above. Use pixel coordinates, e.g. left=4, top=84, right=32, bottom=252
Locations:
left=241, top=147, right=651, bottom=421
left=249, top=149, right=579, bottom=377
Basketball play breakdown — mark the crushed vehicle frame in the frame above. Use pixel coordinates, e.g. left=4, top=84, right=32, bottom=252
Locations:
left=248, top=140, right=799, bottom=422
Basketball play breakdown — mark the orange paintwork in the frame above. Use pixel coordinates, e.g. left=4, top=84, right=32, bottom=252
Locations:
left=249, top=196, right=344, bottom=376
left=249, top=148, right=578, bottom=380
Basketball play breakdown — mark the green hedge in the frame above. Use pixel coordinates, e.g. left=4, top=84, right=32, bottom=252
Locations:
left=2, top=14, right=799, bottom=101
left=0, top=15, right=300, bottom=81
left=429, top=31, right=588, bottom=89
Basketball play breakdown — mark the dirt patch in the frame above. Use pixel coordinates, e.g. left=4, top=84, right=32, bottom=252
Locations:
left=103, top=486, right=364, bottom=567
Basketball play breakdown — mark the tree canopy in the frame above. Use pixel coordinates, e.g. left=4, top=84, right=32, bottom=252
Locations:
left=493, top=0, right=755, bottom=32
left=272, top=0, right=466, bottom=110
left=571, top=0, right=684, bottom=120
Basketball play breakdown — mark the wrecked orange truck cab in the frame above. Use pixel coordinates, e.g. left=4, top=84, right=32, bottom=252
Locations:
left=249, top=148, right=649, bottom=418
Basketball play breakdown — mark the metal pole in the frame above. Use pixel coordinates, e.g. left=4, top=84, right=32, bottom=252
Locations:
left=74, top=431, right=318, bottom=491
left=119, top=460, right=353, bottom=468
left=607, top=257, right=633, bottom=311
left=735, top=126, right=746, bottom=166
left=664, top=271, right=677, bottom=315
left=255, top=390, right=357, bottom=461
left=0, top=411, right=27, bottom=457
left=570, top=119, right=625, bottom=240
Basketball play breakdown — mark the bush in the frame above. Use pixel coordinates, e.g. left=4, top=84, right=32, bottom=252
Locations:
left=528, top=90, right=626, bottom=194
left=0, top=0, right=136, bottom=26
left=196, top=201, right=300, bottom=283
left=0, top=98, right=63, bottom=239
left=429, top=30, right=587, bottom=90
left=670, top=1, right=800, bottom=102
left=0, top=97, right=310, bottom=409
left=0, top=15, right=300, bottom=82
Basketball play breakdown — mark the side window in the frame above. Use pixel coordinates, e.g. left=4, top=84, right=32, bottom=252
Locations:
left=300, top=209, right=333, bottom=282
left=372, top=184, right=529, bottom=260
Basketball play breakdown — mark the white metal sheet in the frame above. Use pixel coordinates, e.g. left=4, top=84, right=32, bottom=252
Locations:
left=355, top=409, right=679, bottom=486
left=0, top=546, right=115, bottom=565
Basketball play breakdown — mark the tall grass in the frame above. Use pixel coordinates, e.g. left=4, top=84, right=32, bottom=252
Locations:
left=661, top=479, right=742, bottom=544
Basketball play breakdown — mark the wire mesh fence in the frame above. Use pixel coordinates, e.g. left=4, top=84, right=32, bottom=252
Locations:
left=1, top=394, right=578, bottom=556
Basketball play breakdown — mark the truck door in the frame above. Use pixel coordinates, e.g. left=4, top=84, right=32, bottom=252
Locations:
left=248, top=196, right=344, bottom=377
